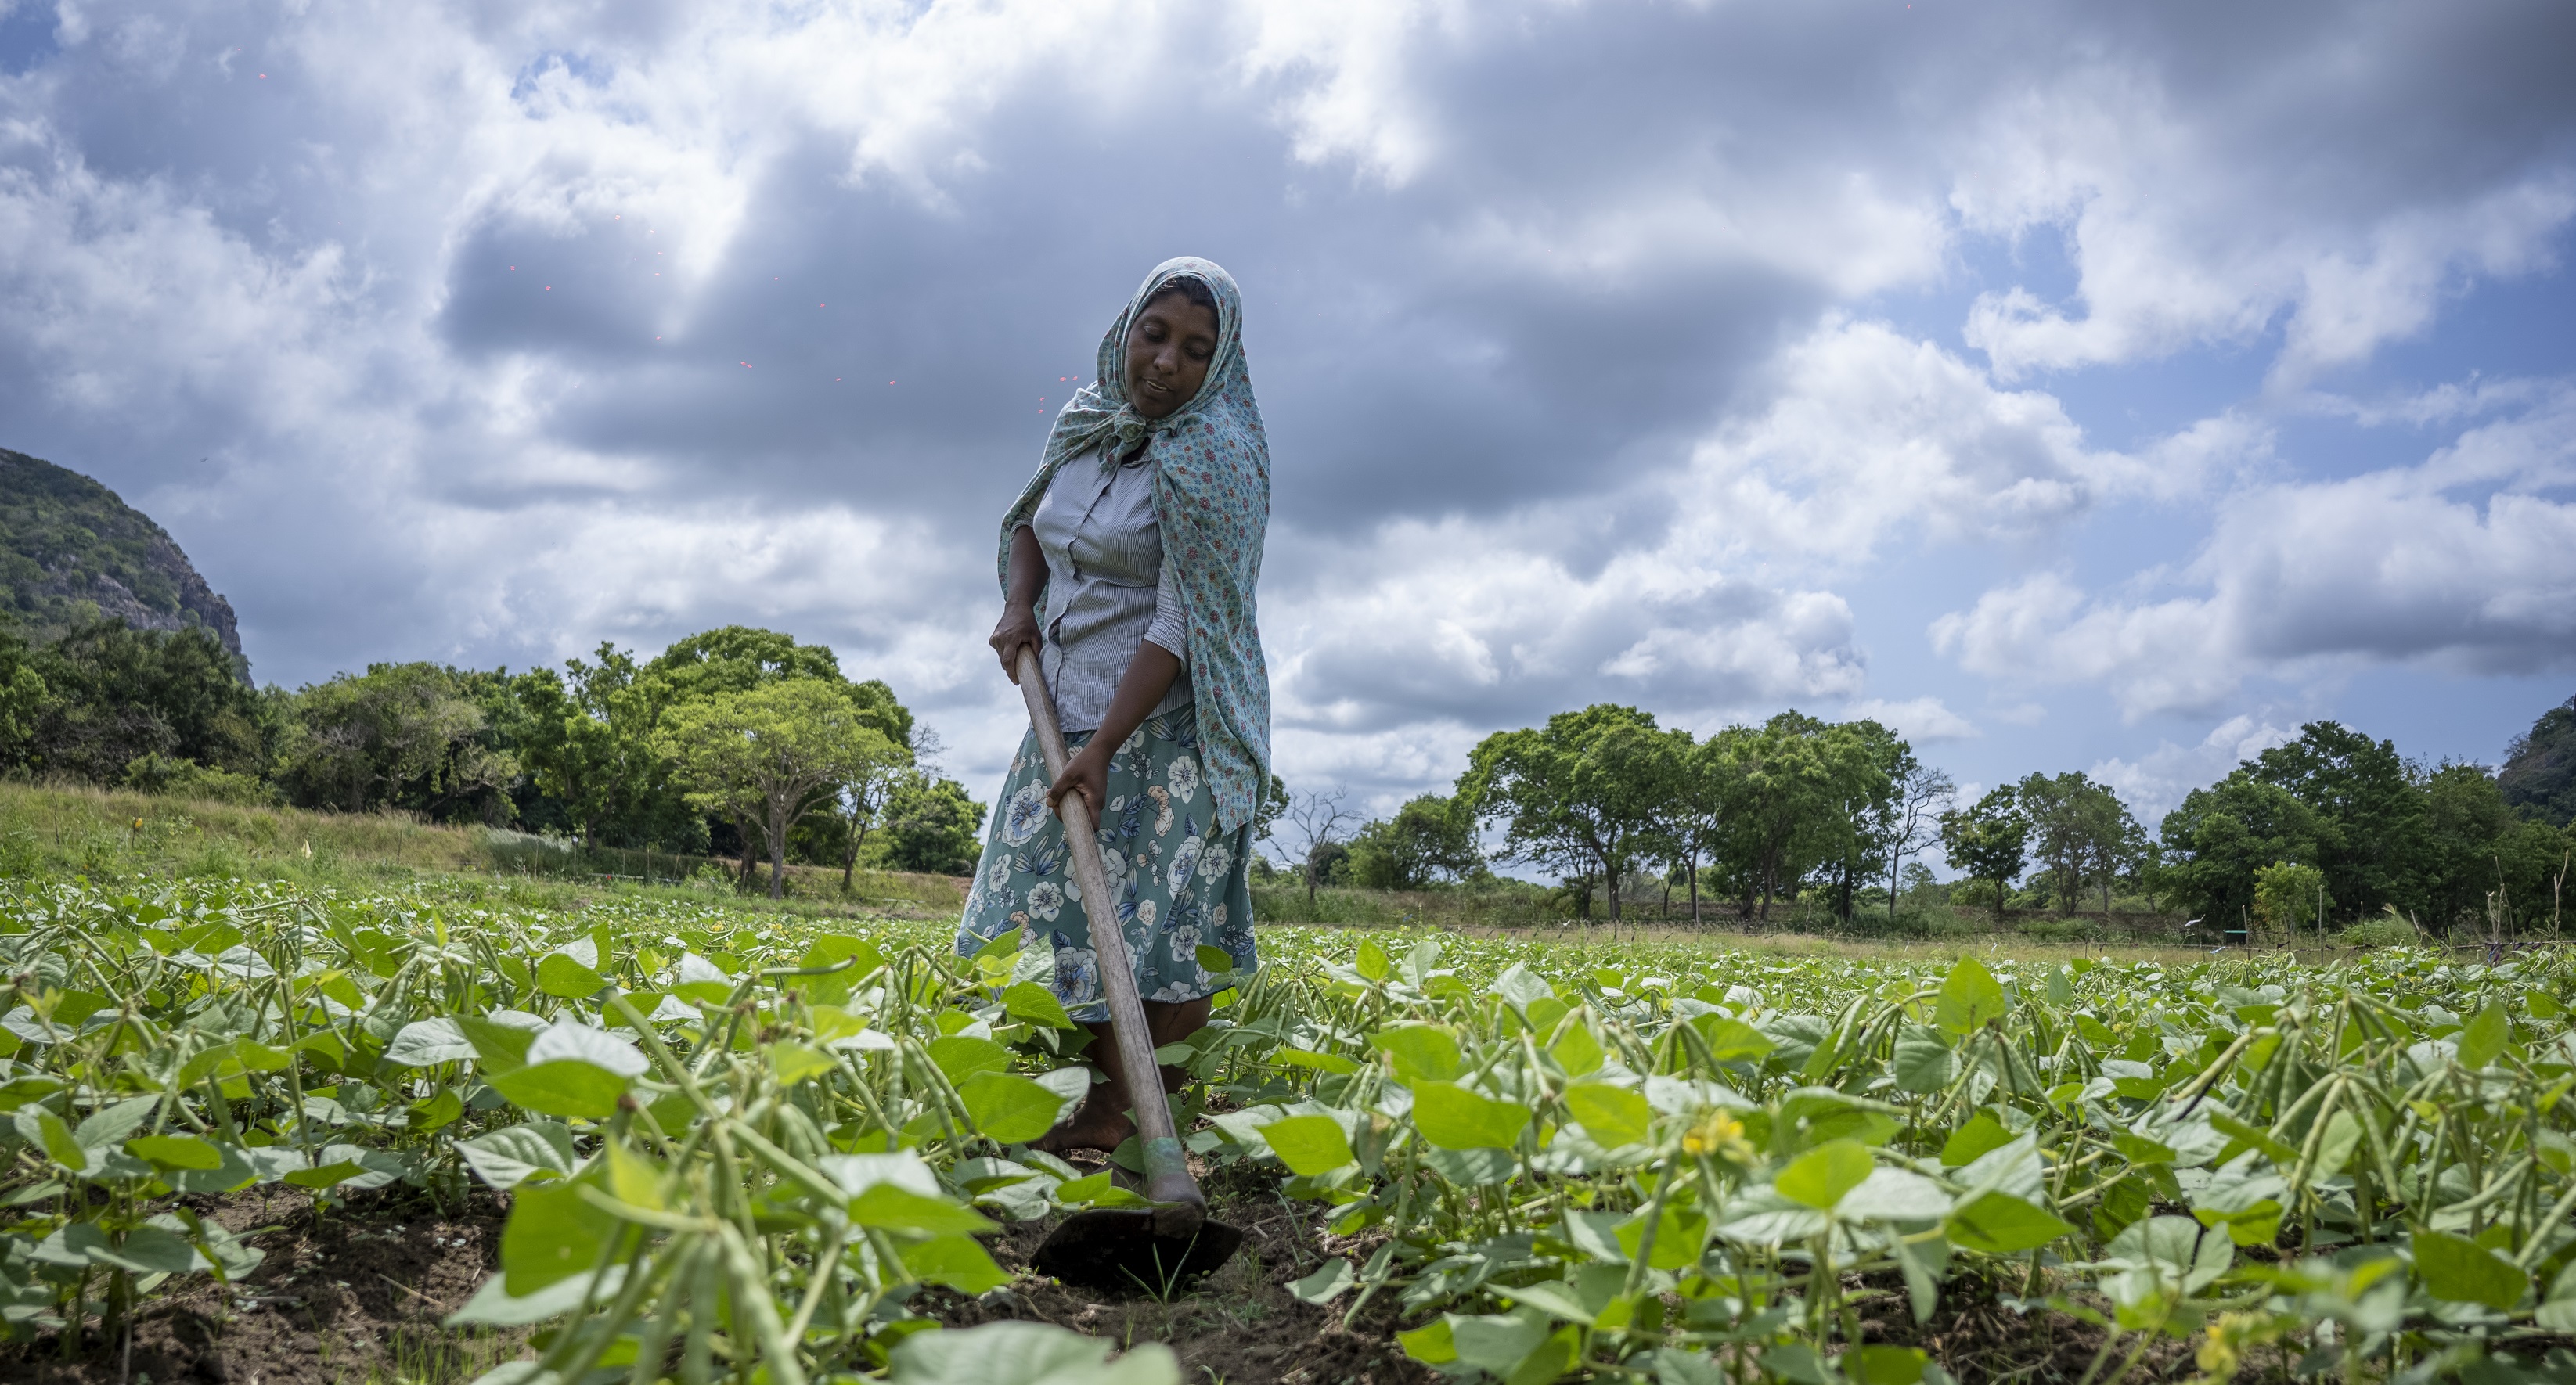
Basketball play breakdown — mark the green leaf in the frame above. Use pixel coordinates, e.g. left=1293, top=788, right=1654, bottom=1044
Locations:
left=1948, top=1191, right=2077, bottom=1254
left=75, top=1095, right=161, bottom=1149
left=1449, top=1311, right=1547, bottom=1375
left=1892, top=1031, right=1954, bottom=1095
left=1616, top=1206, right=1709, bottom=1270
left=1775, top=1139, right=1874, bottom=1210
left=1287, top=1258, right=1356, bottom=1304
left=888, top=1320, right=1179, bottom=1385
left=1410, top=1081, right=1533, bottom=1151
left=1550, top=1023, right=1605, bottom=1077
left=126, top=1133, right=222, bottom=1171
left=852, top=1184, right=1000, bottom=1235
left=1933, top=957, right=2007, bottom=1035
left=766, top=1041, right=837, bottom=1086
left=1257, top=1114, right=1354, bottom=1175
left=903, top=1234, right=1012, bottom=1294
left=408, top=1088, right=466, bottom=1133
left=1940, top=1113, right=2013, bottom=1167
left=1271, top=1048, right=1360, bottom=1075
left=1848, top=1345, right=1929, bottom=1385
left=284, top=1160, right=366, bottom=1189
left=928, top=1034, right=1013, bottom=1085
left=1564, top=1082, right=1652, bottom=1149
left=2110, top=1132, right=2177, bottom=1166
left=459, top=1015, right=542, bottom=1074
left=385, top=1018, right=477, bottom=1067
left=535, top=952, right=608, bottom=999
left=2458, top=1004, right=2510, bottom=1071
left=2414, top=1229, right=2527, bottom=1310
left=1367, top=1025, right=1462, bottom=1081
left=501, top=1178, right=620, bottom=1296
left=1051, top=1170, right=1151, bottom=1208
left=1355, top=940, right=1391, bottom=982
left=1399, top=1318, right=1457, bottom=1365
left=961, top=1072, right=1072, bottom=1144
left=488, top=1059, right=628, bottom=1119
left=800, top=935, right=885, bottom=1006
left=1003, top=982, right=1075, bottom=1030
left=2311, top=1110, right=2362, bottom=1179
left=82, top=1225, right=200, bottom=1275
left=456, top=1121, right=578, bottom=1191
left=1690, top=1014, right=1777, bottom=1064
left=28, top=1112, right=85, bottom=1171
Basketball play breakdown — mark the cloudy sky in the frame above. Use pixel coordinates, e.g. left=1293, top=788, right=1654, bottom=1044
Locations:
left=5, top=0, right=2574, bottom=832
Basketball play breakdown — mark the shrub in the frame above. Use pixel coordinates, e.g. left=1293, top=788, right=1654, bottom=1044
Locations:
left=2340, top=912, right=2421, bottom=948
left=2020, top=915, right=2106, bottom=943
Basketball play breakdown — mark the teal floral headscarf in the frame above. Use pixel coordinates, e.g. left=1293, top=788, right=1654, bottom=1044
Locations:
left=996, top=257, right=1272, bottom=835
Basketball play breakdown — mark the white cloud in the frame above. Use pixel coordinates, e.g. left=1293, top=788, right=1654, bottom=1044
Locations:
left=1932, top=387, right=2576, bottom=717
left=1950, top=63, right=2576, bottom=383
left=1846, top=696, right=1978, bottom=743
left=2090, top=714, right=2297, bottom=825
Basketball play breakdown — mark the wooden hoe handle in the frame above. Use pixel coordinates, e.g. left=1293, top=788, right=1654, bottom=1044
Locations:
left=1014, top=646, right=1206, bottom=1236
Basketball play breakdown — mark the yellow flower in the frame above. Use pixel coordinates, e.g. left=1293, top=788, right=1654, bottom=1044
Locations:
left=1683, top=1110, right=1751, bottom=1161
left=2195, top=1322, right=2237, bottom=1381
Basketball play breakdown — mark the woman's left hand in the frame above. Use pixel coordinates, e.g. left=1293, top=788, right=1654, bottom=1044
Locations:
left=1048, top=743, right=1110, bottom=825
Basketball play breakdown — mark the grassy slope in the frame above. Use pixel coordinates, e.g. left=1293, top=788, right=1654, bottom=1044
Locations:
left=0, top=779, right=966, bottom=921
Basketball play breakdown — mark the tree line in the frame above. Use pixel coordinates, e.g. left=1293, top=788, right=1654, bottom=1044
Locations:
left=1296, top=700, right=2576, bottom=939
left=0, top=617, right=985, bottom=894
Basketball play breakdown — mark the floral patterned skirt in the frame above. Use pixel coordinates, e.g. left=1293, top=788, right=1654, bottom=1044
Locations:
left=953, top=703, right=1257, bottom=1023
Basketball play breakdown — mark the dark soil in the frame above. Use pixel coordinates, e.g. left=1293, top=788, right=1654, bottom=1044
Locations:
left=0, top=1185, right=513, bottom=1385
left=923, top=1153, right=1431, bottom=1385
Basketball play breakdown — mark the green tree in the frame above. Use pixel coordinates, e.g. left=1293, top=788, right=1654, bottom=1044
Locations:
left=2252, top=860, right=2329, bottom=947
left=2016, top=772, right=2142, bottom=913
left=27, top=621, right=268, bottom=784
left=1347, top=794, right=1483, bottom=890
left=1940, top=786, right=2030, bottom=926
left=1663, top=729, right=1743, bottom=925
left=658, top=680, right=902, bottom=898
left=0, top=621, right=48, bottom=768
left=511, top=647, right=667, bottom=847
left=2245, top=722, right=2421, bottom=923
left=1812, top=720, right=1908, bottom=923
left=1710, top=712, right=1877, bottom=923
left=1868, top=756, right=1955, bottom=927
left=823, top=737, right=916, bottom=890
left=873, top=772, right=986, bottom=876
left=1460, top=704, right=1679, bottom=924
left=2153, top=776, right=2321, bottom=934
left=2501, top=696, right=2576, bottom=827
left=275, top=662, right=518, bottom=821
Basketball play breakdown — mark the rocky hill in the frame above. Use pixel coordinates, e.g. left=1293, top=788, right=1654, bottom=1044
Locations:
left=0, top=448, right=245, bottom=668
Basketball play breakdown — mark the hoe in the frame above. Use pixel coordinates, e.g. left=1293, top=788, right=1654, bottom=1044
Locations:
left=1013, top=647, right=1245, bottom=1292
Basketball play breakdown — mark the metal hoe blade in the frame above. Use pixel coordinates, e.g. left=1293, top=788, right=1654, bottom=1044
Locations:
left=1030, top=1209, right=1245, bottom=1293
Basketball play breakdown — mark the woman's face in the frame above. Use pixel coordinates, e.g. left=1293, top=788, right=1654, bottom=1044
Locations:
left=1122, top=290, right=1220, bottom=420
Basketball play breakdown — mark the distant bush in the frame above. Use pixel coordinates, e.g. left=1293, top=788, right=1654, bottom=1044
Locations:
left=121, top=752, right=276, bottom=806
left=2020, top=916, right=2106, bottom=943
left=2340, top=912, right=2422, bottom=948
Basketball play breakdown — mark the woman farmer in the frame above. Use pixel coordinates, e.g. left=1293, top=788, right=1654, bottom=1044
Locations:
left=956, top=257, right=1270, bottom=1153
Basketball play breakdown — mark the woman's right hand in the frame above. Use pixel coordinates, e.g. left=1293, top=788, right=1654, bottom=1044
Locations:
left=990, top=603, right=1042, bottom=682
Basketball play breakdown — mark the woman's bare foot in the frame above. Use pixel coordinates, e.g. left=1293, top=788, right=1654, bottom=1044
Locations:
left=1029, top=1099, right=1137, bottom=1155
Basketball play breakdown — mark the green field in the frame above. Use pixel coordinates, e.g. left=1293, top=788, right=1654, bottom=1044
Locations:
left=0, top=788, right=2569, bottom=1384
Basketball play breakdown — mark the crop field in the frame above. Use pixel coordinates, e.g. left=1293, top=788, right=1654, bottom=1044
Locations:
left=2, top=875, right=2573, bottom=1385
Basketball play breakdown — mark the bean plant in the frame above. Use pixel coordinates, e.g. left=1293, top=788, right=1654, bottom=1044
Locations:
left=3, top=874, right=2576, bottom=1385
